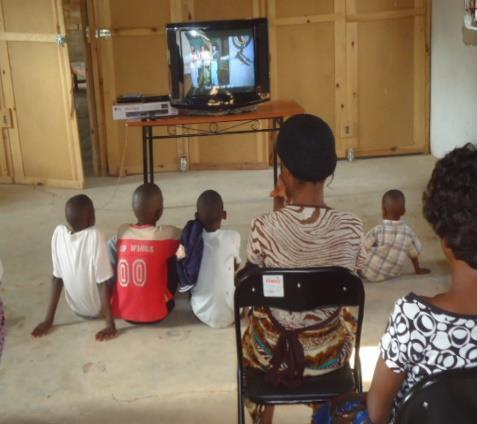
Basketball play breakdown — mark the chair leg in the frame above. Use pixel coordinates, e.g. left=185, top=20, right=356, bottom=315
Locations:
left=238, top=368, right=245, bottom=424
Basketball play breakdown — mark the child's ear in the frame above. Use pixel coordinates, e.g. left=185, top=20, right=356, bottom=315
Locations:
left=223, top=210, right=227, bottom=220
left=195, top=212, right=199, bottom=220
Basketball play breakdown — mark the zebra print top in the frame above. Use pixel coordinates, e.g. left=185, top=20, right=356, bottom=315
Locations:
left=246, top=205, right=367, bottom=329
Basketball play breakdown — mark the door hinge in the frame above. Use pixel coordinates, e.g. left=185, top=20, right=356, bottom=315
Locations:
left=95, top=28, right=112, bottom=39
left=55, top=35, right=67, bottom=46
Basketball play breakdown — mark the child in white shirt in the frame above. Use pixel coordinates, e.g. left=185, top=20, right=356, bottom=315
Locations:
left=180, top=190, right=241, bottom=328
left=32, top=195, right=116, bottom=341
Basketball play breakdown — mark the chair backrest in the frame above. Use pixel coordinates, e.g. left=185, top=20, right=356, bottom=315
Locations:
left=234, top=266, right=365, bottom=379
left=395, top=367, right=477, bottom=424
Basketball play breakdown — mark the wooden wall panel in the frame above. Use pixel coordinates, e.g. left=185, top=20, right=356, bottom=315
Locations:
left=269, top=0, right=342, bottom=155
left=351, top=0, right=428, bottom=156
left=186, top=0, right=268, bottom=170
left=193, top=0, right=254, bottom=21
left=357, top=18, right=414, bottom=151
left=3, top=0, right=56, bottom=33
left=355, top=0, right=415, bottom=14
left=275, top=23, right=336, bottom=133
left=92, top=0, right=180, bottom=175
left=275, top=0, right=334, bottom=17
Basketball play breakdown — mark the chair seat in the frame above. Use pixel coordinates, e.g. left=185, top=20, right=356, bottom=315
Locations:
left=244, top=362, right=357, bottom=405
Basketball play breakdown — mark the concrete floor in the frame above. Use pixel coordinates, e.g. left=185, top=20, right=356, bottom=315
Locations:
left=0, top=155, right=451, bottom=423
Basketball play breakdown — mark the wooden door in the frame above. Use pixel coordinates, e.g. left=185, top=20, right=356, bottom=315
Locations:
left=89, top=0, right=181, bottom=176
left=0, top=0, right=84, bottom=188
left=347, top=0, right=429, bottom=157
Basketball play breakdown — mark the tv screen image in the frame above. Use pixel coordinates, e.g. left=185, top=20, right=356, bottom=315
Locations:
left=181, top=28, right=256, bottom=96
left=167, top=18, right=270, bottom=112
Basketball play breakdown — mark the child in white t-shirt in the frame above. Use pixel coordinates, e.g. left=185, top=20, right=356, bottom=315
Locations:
left=32, top=195, right=116, bottom=341
left=180, top=190, right=241, bottom=328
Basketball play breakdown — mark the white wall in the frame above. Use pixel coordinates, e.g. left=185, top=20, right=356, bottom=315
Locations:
left=431, top=0, right=477, bottom=157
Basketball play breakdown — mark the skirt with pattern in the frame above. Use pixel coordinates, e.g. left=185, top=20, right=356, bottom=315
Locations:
left=242, top=306, right=357, bottom=421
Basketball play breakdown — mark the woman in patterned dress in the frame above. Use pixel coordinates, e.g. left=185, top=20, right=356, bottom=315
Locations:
left=241, top=114, right=367, bottom=423
left=313, top=143, right=477, bottom=423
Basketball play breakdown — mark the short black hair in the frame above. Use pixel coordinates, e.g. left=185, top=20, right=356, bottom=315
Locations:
left=132, top=183, right=163, bottom=222
left=383, top=189, right=405, bottom=205
left=197, top=190, right=223, bottom=227
left=423, top=143, right=477, bottom=269
left=65, top=194, right=94, bottom=230
left=277, top=114, right=337, bottom=182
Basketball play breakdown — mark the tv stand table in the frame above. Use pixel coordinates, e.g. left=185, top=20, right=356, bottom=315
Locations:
left=126, top=100, right=304, bottom=186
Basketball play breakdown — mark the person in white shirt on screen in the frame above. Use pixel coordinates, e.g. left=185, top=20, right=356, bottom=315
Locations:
left=189, top=190, right=241, bottom=328
left=31, top=195, right=116, bottom=341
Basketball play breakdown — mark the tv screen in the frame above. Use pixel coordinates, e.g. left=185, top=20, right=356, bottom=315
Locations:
left=167, top=18, right=270, bottom=112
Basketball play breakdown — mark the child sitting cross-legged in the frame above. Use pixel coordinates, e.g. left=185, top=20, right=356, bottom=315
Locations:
left=110, top=183, right=181, bottom=323
left=176, top=190, right=241, bottom=328
left=361, top=189, right=430, bottom=282
left=32, top=195, right=116, bottom=341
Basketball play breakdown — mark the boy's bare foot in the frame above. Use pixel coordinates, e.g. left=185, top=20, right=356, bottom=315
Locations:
left=32, top=321, right=53, bottom=337
left=95, top=324, right=117, bottom=341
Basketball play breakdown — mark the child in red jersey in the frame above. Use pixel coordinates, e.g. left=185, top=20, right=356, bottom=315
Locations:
left=111, top=183, right=181, bottom=323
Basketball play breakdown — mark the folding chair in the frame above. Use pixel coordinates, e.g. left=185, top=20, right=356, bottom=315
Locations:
left=395, top=367, right=477, bottom=424
left=234, top=266, right=365, bottom=424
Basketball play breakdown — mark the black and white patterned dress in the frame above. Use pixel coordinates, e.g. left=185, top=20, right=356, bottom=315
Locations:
left=380, top=293, right=477, bottom=419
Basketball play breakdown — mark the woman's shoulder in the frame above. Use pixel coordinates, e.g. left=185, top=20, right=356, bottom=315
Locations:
left=324, top=208, right=363, bottom=224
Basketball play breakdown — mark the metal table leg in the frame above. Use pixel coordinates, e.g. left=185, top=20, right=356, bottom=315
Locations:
left=147, top=126, right=154, bottom=184
left=272, top=117, right=283, bottom=187
left=142, top=126, right=148, bottom=184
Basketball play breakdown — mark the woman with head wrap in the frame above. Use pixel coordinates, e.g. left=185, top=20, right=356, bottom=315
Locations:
left=240, top=114, right=367, bottom=423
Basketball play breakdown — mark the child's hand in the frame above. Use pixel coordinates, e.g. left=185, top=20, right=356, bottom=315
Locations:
left=95, top=324, right=117, bottom=342
left=270, top=175, right=287, bottom=201
left=31, top=320, right=53, bottom=338
left=417, top=268, right=431, bottom=275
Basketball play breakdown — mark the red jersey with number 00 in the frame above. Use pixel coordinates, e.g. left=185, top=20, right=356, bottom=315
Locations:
left=111, top=224, right=180, bottom=322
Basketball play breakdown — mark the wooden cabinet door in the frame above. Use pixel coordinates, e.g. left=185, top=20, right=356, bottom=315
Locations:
left=347, top=0, right=429, bottom=157
left=89, top=0, right=181, bottom=176
left=0, top=0, right=84, bottom=188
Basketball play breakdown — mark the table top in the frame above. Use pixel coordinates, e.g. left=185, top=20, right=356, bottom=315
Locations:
left=126, top=100, right=304, bottom=127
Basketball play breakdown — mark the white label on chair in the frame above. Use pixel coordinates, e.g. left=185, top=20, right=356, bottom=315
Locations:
left=263, top=275, right=284, bottom=297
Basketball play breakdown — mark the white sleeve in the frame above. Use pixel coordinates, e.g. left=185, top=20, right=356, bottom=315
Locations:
left=233, top=231, right=241, bottom=265
left=51, top=226, right=63, bottom=279
left=94, top=230, right=114, bottom=284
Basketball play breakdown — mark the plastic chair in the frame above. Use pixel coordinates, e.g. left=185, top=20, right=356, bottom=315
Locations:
left=395, top=367, right=477, bottom=424
left=234, top=266, right=365, bottom=424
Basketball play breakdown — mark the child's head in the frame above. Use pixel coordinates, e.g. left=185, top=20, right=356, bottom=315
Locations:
left=276, top=114, right=337, bottom=199
left=65, top=194, right=95, bottom=232
left=382, top=189, right=406, bottom=220
left=196, top=190, right=225, bottom=232
left=132, top=183, right=163, bottom=226
left=423, top=143, right=477, bottom=269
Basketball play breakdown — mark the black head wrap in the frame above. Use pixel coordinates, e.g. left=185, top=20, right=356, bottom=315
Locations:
left=277, top=114, right=337, bottom=182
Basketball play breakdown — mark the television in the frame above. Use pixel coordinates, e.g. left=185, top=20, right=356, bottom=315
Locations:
left=166, top=18, right=270, bottom=113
